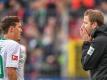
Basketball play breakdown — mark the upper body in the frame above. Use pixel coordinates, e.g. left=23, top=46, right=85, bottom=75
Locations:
left=81, top=25, right=107, bottom=79
left=80, top=9, right=107, bottom=80
left=0, top=16, right=26, bottom=80
left=0, top=39, right=26, bottom=80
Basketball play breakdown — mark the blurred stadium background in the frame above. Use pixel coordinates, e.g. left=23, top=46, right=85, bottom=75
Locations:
left=1, top=0, right=107, bottom=80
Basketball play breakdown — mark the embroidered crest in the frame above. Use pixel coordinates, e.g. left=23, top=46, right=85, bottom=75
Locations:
left=87, top=46, right=95, bottom=56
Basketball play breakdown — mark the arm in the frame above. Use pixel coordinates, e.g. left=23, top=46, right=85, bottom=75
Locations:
left=81, top=36, right=106, bottom=70
left=6, top=67, right=17, bottom=80
left=5, top=41, right=20, bottom=79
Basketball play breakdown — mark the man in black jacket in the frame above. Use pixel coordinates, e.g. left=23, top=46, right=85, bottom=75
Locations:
left=80, top=9, right=107, bottom=80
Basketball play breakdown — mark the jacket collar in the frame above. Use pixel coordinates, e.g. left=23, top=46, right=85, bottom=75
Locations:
left=91, top=24, right=107, bottom=38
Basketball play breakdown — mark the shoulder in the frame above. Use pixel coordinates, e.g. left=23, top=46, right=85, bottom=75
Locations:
left=93, top=35, right=107, bottom=43
left=20, top=44, right=26, bottom=51
left=5, top=40, right=20, bottom=47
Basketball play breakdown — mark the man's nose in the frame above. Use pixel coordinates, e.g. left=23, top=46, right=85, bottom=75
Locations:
left=20, top=28, right=22, bottom=32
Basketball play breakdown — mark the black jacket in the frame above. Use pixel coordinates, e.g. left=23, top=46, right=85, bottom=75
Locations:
left=81, top=25, right=107, bottom=80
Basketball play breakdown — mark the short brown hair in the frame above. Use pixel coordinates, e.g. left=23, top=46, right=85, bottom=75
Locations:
left=84, top=9, right=104, bottom=26
left=0, top=16, right=21, bottom=34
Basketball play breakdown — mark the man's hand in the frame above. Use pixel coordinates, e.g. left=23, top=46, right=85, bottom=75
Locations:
left=80, top=25, right=92, bottom=42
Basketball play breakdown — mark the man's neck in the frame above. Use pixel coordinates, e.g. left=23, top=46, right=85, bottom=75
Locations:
left=4, top=34, right=13, bottom=40
left=4, top=34, right=19, bottom=42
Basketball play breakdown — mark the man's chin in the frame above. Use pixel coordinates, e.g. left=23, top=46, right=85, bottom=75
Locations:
left=15, top=38, right=20, bottom=42
left=17, top=39, right=21, bottom=42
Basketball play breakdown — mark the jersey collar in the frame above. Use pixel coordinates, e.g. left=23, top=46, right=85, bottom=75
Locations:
left=0, top=36, right=6, bottom=40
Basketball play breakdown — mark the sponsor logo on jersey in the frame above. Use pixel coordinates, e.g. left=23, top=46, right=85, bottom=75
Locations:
left=12, top=55, right=18, bottom=61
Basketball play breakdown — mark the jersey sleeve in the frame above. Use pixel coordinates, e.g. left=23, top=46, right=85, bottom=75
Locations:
left=5, top=41, right=20, bottom=68
left=81, top=36, right=106, bottom=70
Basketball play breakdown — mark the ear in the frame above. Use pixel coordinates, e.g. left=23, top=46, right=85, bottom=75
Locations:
left=8, top=26, right=14, bottom=33
left=92, top=22, right=97, bottom=29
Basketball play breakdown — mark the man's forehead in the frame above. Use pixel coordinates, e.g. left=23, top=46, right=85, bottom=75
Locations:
left=84, top=16, right=90, bottom=21
left=16, top=22, right=22, bottom=26
left=84, top=16, right=89, bottom=19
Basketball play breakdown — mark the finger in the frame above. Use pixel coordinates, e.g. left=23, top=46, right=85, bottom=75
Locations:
left=80, top=24, right=84, bottom=29
left=80, top=27, right=84, bottom=36
left=84, top=27, right=91, bottom=37
left=82, top=27, right=88, bottom=35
